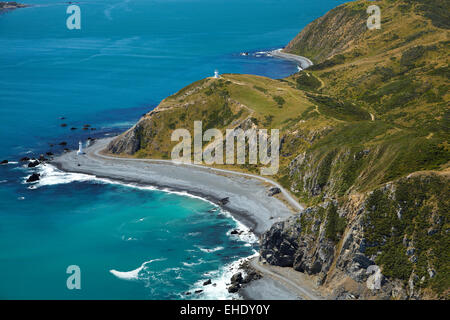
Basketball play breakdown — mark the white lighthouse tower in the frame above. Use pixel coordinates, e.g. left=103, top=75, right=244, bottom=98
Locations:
left=214, top=69, right=219, bottom=79
left=77, top=141, right=84, bottom=155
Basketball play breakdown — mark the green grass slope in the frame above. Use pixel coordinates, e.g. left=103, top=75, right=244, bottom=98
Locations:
left=107, top=0, right=449, bottom=298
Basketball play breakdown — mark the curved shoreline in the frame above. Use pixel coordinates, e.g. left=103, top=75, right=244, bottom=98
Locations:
left=269, top=49, right=313, bottom=70
left=49, top=51, right=313, bottom=300
left=51, top=138, right=301, bottom=236
left=50, top=138, right=309, bottom=300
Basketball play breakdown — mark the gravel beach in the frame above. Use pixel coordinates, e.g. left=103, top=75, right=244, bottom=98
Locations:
left=52, top=138, right=300, bottom=236
left=269, top=49, right=313, bottom=69
left=51, top=137, right=315, bottom=300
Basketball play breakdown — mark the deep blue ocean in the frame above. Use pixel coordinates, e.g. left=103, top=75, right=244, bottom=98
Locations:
left=0, top=0, right=345, bottom=299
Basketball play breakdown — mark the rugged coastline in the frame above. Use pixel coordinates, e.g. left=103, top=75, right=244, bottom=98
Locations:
left=49, top=0, right=449, bottom=300
left=52, top=138, right=298, bottom=236
left=51, top=137, right=314, bottom=299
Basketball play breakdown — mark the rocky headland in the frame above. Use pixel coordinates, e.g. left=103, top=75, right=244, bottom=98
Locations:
left=54, top=0, right=449, bottom=300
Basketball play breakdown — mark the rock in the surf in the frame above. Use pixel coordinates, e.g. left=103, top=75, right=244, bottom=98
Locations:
left=26, top=173, right=40, bottom=183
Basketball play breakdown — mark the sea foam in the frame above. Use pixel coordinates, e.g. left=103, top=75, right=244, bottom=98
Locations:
left=31, top=164, right=96, bottom=188
left=187, top=252, right=259, bottom=300
left=30, top=164, right=259, bottom=300
left=110, top=258, right=166, bottom=281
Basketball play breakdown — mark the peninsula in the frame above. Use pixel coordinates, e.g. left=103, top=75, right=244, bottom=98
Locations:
left=53, top=0, right=449, bottom=300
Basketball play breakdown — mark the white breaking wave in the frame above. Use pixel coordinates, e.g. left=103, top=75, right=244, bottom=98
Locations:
left=188, top=252, right=259, bottom=300
left=121, top=235, right=138, bottom=242
left=27, top=164, right=222, bottom=209
left=30, top=164, right=96, bottom=188
left=110, top=258, right=166, bottom=281
left=182, top=259, right=205, bottom=267
left=196, top=246, right=224, bottom=253
left=217, top=209, right=258, bottom=244
left=188, top=232, right=201, bottom=237
left=2, top=161, right=18, bottom=165
left=29, top=165, right=259, bottom=300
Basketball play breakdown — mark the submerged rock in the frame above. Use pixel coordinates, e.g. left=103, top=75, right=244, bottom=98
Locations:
left=1, top=160, right=8, bottom=165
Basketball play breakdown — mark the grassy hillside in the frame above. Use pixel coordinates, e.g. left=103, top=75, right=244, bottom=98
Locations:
left=107, top=0, right=449, bottom=298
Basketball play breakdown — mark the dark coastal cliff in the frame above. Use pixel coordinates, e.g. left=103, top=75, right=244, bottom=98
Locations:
left=107, top=0, right=449, bottom=299
left=261, top=172, right=449, bottom=299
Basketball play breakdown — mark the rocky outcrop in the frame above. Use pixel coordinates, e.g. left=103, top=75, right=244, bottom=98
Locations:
left=218, top=197, right=230, bottom=206
left=267, top=187, right=281, bottom=196
left=27, top=160, right=40, bottom=168
left=107, top=122, right=143, bottom=155
left=260, top=219, right=301, bottom=267
left=228, top=272, right=243, bottom=293
left=283, top=3, right=367, bottom=63
left=203, top=279, right=212, bottom=286
left=107, top=110, right=163, bottom=155
left=259, top=173, right=449, bottom=299
left=26, top=173, right=40, bottom=183
left=229, top=260, right=262, bottom=293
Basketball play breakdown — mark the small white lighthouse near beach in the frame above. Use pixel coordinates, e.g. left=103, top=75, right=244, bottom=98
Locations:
left=214, top=69, right=219, bottom=79
left=77, top=141, right=84, bottom=155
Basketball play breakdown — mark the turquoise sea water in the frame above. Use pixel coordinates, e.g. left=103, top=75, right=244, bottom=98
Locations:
left=0, top=0, right=345, bottom=299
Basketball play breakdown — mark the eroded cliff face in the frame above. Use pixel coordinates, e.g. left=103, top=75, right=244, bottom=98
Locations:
left=260, top=173, right=449, bottom=299
left=106, top=109, right=161, bottom=155
left=283, top=3, right=367, bottom=63
left=107, top=122, right=142, bottom=155
left=104, top=0, right=449, bottom=299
